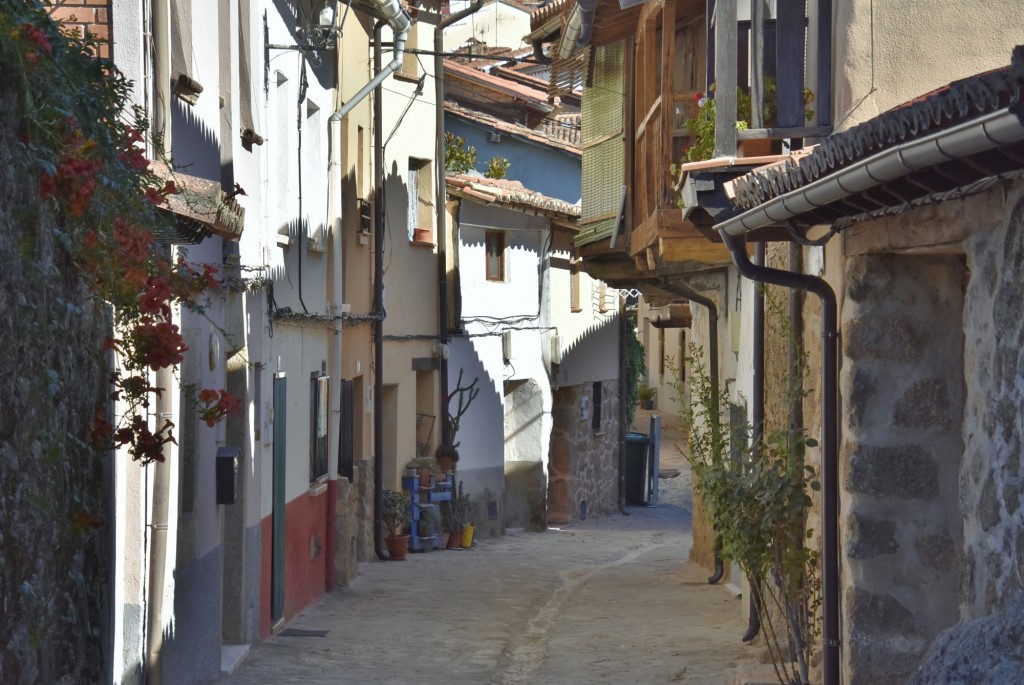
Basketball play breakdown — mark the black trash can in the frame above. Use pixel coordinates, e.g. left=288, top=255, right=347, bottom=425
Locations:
left=624, top=432, right=650, bottom=505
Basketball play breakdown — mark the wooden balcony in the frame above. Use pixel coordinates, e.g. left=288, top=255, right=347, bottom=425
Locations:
left=570, top=0, right=832, bottom=294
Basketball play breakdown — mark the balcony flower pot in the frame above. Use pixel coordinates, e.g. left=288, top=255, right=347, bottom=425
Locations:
left=412, top=227, right=432, bottom=243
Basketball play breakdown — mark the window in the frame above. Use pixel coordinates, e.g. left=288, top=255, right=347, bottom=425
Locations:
left=408, top=157, right=432, bottom=241
left=485, top=231, right=505, bottom=281
left=310, top=373, right=329, bottom=483
left=592, top=381, right=603, bottom=432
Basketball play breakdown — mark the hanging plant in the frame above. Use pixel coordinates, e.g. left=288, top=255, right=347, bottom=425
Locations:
left=3, top=3, right=238, bottom=465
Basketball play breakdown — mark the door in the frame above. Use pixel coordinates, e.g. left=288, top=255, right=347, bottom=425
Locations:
left=272, top=373, right=287, bottom=622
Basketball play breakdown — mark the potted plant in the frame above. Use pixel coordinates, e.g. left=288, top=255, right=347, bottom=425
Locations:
left=435, top=444, right=459, bottom=472
left=418, top=506, right=439, bottom=552
left=638, top=385, right=657, bottom=410
left=682, top=77, right=815, bottom=162
left=451, top=481, right=474, bottom=549
left=407, top=456, right=440, bottom=488
left=382, top=489, right=412, bottom=560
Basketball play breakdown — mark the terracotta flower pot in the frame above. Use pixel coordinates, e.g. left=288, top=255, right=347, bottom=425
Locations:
left=447, top=529, right=464, bottom=549
left=385, top=534, right=410, bottom=560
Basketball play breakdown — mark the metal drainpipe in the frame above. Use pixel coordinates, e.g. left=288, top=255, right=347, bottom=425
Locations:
left=656, top=278, right=722, bottom=584
left=435, top=0, right=483, bottom=448
left=741, top=242, right=765, bottom=643
left=372, top=20, right=387, bottom=560
left=144, top=2, right=170, bottom=680
left=720, top=231, right=840, bottom=685
left=617, top=293, right=629, bottom=515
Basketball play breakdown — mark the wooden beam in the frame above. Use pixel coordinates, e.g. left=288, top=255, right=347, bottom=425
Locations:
left=635, top=95, right=663, bottom=139
left=658, top=235, right=734, bottom=263
left=776, top=0, right=806, bottom=128
left=713, top=0, right=737, bottom=157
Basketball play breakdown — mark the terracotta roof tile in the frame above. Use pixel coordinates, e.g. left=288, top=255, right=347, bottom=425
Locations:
left=446, top=173, right=581, bottom=219
left=445, top=100, right=581, bottom=153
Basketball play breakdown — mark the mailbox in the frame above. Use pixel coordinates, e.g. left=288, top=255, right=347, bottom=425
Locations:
left=216, top=446, right=241, bottom=504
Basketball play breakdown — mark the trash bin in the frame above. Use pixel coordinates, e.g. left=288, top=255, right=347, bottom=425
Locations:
left=624, top=432, right=650, bottom=505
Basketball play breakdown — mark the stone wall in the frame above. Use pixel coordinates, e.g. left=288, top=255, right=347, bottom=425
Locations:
left=0, top=81, right=111, bottom=683
left=840, top=253, right=966, bottom=683
left=548, top=382, right=621, bottom=524
left=837, top=181, right=1024, bottom=683
left=960, top=188, right=1024, bottom=616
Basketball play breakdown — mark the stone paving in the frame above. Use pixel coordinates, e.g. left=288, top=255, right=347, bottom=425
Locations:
left=220, top=424, right=756, bottom=685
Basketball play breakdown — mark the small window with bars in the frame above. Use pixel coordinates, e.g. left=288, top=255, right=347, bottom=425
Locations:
left=310, top=373, right=329, bottom=483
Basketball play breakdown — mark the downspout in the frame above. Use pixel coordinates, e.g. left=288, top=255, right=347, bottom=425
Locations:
left=656, top=279, right=722, bottom=585
left=556, top=0, right=596, bottom=60
left=371, top=20, right=388, bottom=560
left=144, top=366, right=174, bottom=685
left=324, top=0, right=410, bottom=562
left=145, top=3, right=171, bottom=681
left=325, top=4, right=344, bottom=593
left=617, top=293, right=629, bottom=515
left=435, top=0, right=484, bottom=448
left=719, top=231, right=839, bottom=685
left=741, top=242, right=765, bottom=643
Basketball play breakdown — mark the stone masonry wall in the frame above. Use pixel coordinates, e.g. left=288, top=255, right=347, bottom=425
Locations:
left=841, top=253, right=966, bottom=684
left=548, top=382, right=621, bottom=524
left=960, top=188, right=1024, bottom=617
left=0, top=78, right=111, bottom=683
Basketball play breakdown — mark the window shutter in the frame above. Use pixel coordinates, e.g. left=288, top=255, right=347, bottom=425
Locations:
left=578, top=40, right=626, bottom=246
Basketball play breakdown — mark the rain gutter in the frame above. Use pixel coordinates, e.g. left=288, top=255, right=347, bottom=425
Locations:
left=740, top=242, right=764, bottom=643
left=330, top=0, right=411, bottom=124
left=716, top=101, right=1024, bottom=685
left=323, top=0, right=410, bottom=561
left=718, top=230, right=839, bottom=685
left=556, top=0, right=597, bottom=60
left=717, top=108, right=1024, bottom=237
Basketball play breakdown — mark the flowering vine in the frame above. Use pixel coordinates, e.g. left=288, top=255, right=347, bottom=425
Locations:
left=4, top=3, right=239, bottom=464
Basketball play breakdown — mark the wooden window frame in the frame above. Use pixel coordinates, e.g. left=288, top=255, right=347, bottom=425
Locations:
left=485, top=230, right=505, bottom=282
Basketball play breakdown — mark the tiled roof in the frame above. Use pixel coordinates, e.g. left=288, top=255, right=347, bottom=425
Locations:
left=729, top=47, right=1024, bottom=213
left=539, top=112, right=581, bottom=148
left=446, top=173, right=581, bottom=219
left=530, top=0, right=566, bottom=25
left=444, top=58, right=553, bottom=107
left=446, top=100, right=581, bottom=153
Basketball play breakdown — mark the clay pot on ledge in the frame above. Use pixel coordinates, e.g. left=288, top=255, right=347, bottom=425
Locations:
left=412, top=227, right=432, bottom=244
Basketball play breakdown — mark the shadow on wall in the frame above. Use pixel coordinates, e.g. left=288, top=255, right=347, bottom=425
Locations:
left=383, top=159, right=411, bottom=247
left=171, top=98, right=221, bottom=183
left=447, top=337, right=504, bottom=537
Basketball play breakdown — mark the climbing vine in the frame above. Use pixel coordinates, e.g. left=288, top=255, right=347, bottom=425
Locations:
left=674, top=297, right=821, bottom=685
left=3, top=2, right=237, bottom=465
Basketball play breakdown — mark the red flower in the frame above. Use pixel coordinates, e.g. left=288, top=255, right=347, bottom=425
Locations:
left=20, top=23, right=52, bottom=55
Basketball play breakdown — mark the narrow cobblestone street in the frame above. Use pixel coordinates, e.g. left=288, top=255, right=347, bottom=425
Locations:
left=221, top=431, right=754, bottom=685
